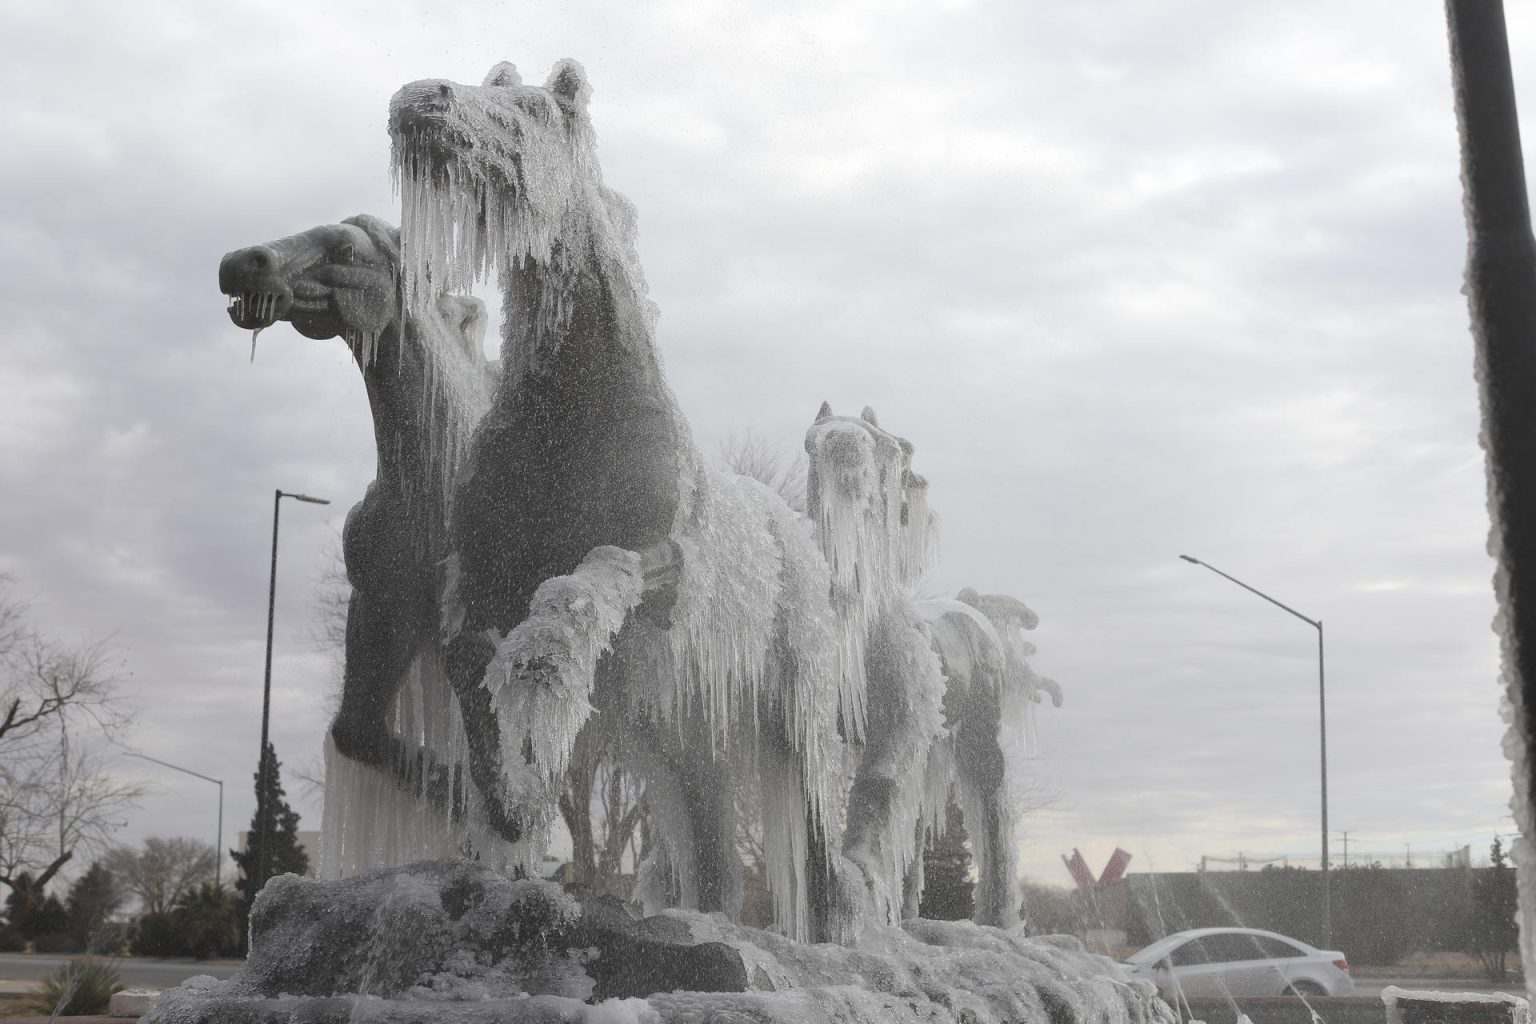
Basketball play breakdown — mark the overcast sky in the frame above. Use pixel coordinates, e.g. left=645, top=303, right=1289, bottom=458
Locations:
left=0, top=0, right=1523, bottom=891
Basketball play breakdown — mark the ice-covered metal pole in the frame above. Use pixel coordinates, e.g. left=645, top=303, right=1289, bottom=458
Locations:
left=1179, top=555, right=1330, bottom=946
left=1445, top=0, right=1536, bottom=992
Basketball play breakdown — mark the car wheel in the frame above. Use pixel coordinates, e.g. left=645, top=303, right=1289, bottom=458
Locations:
left=1286, top=980, right=1327, bottom=998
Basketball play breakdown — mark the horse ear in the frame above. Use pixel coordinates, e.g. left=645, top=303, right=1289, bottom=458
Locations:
left=816, top=401, right=833, bottom=422
left=861, top=406, right=879, bottom=426
left=341, top=214, right=400, bottom=268
left=483, top=62, right=523, bottom=87
left=546, top=59, right=591, bottom=107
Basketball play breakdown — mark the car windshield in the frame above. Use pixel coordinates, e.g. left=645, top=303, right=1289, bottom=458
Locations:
left=1125, top=935, right=1190, bottom=965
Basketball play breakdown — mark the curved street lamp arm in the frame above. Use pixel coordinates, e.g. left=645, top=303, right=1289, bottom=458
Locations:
left=1179, top=555, right=1321, bottom=630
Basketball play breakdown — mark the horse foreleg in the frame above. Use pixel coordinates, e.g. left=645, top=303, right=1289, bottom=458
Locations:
left=450, top=543, right=661, bottom=844
left=952, top=663, right=1017, bottom=929
left=445, top=628, right=524, bottom=840
left=841, top=605, right=945, bottom=924
left=668, top=715, right=742, bottom=917
left=330, top=588, right=421, bottom=771
left=618, top=718, right=699, bottom=913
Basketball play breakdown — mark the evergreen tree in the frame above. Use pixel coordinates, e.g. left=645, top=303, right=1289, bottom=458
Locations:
left=171, top=882, right=243, bottom=959
left=65, top=861, right=122, bottom=951
left=27, top=893, right=69, bottom=946
left=1468, top=835, right=1519, bottom=981
left=2, top=871, right=40, bottom=938
left=231, top=743, right=308, bottom=919
left=918, top=799, right=975, bottom=921
left=1, top=872, right=67, bottom=946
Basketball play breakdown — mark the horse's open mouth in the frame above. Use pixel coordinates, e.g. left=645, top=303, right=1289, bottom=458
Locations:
left=226, top=291, right=285, bottom=329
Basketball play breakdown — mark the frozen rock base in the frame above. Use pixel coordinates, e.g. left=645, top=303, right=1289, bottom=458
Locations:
left=142, top=860, right=1170, bottom=1024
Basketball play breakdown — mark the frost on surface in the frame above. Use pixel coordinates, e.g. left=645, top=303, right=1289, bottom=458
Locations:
left=385, top=291, right=494, bottom=562
left=805, top=407, right=940, bottom=744
left=917, top=597, right=1021, bottom=928
left=390, top=59, right=859, bottom=940
left=1382, top=987, right=1532, bottom=1024
left=960, top=588, right=1059, bottom=842
left=322, top=655, right=473, bottom=877
left=391, top=59, right=656, bottom=387
left=659, top=470, right=851, bottom=940
left=145, top=862, right=1158, bottom=1024
left=842, top=600, right=947, bottom=926
left=1445, top=15, right=1536, bottom=995
left=646, top=911, right=1169, bottom=1024
left=322, top=649, right=545, bottom=878
left=479, top=545, right=647, bottom=850
left=384, top=54, right=1067, bottom=944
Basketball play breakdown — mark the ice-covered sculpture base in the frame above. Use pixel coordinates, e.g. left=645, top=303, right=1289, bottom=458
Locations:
left=143, top=861, right=1171, bottom=1024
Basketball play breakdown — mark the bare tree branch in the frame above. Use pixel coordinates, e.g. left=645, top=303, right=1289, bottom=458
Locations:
left=105, top=837, right=217, bottom=915
left=719, top=430, right=807, bottom=513
left=0, top=577, right=142, bottom=896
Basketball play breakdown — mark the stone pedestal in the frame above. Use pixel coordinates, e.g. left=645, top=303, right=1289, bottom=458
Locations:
left=1385, top=987, right=1531, bottom=1024
left=143, top=860, right=1171, bottom=1024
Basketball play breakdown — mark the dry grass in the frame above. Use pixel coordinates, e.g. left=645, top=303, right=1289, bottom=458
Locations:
left=1350, top=951, right=1521, bottom=981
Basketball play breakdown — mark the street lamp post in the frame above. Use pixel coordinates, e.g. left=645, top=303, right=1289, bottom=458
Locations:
left=1179, top=554, right=1331, bottom=946
left=123, top=751, right=224, bottom=889
left=256, top=489, right=329, bottom=890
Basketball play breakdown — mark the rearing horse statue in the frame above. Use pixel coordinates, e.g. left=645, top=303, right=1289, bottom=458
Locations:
left=390, top=60, right=865, bottom=941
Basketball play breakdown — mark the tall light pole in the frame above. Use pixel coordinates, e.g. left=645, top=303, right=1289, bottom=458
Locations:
left=256, top=489, right=329, bottom=890
left=1179, top=554, right=1330, bottom=946
left=123, top=751, right=224, bottom=889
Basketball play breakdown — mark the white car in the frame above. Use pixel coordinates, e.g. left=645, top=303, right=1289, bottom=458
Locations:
left=1120, top=927, right=1354, bottom=999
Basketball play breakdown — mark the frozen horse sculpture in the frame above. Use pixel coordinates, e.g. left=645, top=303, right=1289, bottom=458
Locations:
left=912, top=589, right=1052, bottom=927
left=157, top=64, right=1167, bottom=1024
left=803, top=402, right=942, bottom=924
left=219, top=215, right=496, bottom=867
left=938, top=590, right=1065, bottom=925
left=804, top=404, right=1059, bottom=929
left=389, top=60, right=864, bottom=942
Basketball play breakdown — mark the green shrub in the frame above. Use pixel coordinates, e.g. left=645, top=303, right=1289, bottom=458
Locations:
left=25, top=958, right=124, bottom=1016
left=172, top=883, right=243, bottom=959
left=32, top=931, right=79, bottom=954
left=131, top=911, right=188, bottom=957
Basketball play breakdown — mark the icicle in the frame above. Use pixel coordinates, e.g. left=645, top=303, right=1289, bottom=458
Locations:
left=249, top=326, right=263, bottom=363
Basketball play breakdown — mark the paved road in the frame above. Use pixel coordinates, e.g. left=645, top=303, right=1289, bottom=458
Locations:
left=0, top=953, right=241, bottom=991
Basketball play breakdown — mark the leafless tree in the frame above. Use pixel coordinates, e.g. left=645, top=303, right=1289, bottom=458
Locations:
left=288, top=539, right=351, bottom=800
left=307, top=538, right=351, bottom=663
left=0, top=577, right=143, bottom=896
left=557, top=727, right=645, bottom=895
left=718, top=429, right=806, bottom=513
left=104, top=836, right=217, bottom=916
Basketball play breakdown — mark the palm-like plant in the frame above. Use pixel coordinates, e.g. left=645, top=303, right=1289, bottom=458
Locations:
left=25, top=958, right=124, bottom=1016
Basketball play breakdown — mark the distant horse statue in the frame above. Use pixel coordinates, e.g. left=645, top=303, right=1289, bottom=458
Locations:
left=804, top=403, right=1058, bottom=929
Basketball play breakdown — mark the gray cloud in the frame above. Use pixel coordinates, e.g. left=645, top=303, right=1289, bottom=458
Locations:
left=0, top=0, right=1515, bottom=889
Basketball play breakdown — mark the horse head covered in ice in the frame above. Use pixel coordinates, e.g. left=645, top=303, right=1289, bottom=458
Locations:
left=388, top=59, right=867, bottom=942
